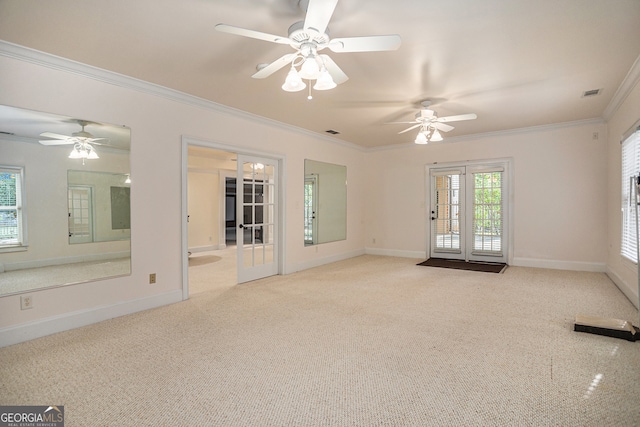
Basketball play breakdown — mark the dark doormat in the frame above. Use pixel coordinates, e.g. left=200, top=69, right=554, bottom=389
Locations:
left=417, top=258, right=508, bottom=273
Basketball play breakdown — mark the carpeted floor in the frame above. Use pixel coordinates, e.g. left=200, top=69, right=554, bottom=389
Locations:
left=1, top=255, right=639, bottom=426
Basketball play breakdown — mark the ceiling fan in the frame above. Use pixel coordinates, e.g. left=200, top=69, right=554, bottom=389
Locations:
left=215, top=0, right=401, bottom=93
left=39, top=120, right=107, bottom=162
left=389, top=101, right=477, bottom=144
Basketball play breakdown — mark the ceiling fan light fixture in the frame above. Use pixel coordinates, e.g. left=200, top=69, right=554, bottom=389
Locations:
left=68, top=145, right=83, bottom=159
left=414, top=132, right=428, bottom=145
left=313, top=68, right=336, bottom=90
left=298, top=55, right=320, bottom=80
left=87, top=146, right=99, bottom=159
left=430, top=128, right=443, bottom=142
left=282, top=67, right=306, bottom=92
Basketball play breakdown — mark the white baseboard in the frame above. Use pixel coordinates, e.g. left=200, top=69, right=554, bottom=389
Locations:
left=288, top=249, right=366, bottom=274
left=188, top=245, right=221, bottom=253
left=510, top=257, right=606, bottom=272
left=365, top=247, right=426, bottom=259
left=606, top=267, right=639, bottom=309
left=0, top=289, right=182, bottom=348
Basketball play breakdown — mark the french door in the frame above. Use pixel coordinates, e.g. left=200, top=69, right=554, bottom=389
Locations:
left=429, top=163, right=508, bottom=263
left=68, top=186, right=93, bottom=244
left=236, top=154, right=278, bottom=283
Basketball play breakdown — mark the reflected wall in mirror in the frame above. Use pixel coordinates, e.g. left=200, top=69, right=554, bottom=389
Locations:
left=304, top=159, right=347, bottom=245
left=0, top=105, right=131, bottom=296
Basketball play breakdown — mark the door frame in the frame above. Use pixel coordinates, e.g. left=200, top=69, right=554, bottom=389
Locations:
left=181, top=136, right=287, bottom=300
left=425, top=158, right=513, bottom=264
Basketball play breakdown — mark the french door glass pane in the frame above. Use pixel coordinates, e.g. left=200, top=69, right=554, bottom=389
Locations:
left=472, top=171, right=502, bottom=254
left=435, top=174, right=460, bottom=251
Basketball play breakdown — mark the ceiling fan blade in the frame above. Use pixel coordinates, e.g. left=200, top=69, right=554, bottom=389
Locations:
left=432, top=122, right=455, bottom=132
left=252, top=54, right=296, bottom=79
left=329, top=34, right=402, bottom=53
left=215, top=24, right=291, bottom=45
left=303, top=0, right=338, bottom=34
left=319, top=55, right=348, bottom=84
left=39, top=139, right=74, bottom=146
left=398, top=123, right=422, bottom=134
left=437, top=113, right=477, bottom=123
left=87, top=138, right=108, bottom=144
left=39, top=132, right=69, bottom=140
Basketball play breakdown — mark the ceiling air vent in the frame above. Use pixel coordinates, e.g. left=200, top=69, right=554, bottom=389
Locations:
left=582, top=89, right=602, bottom=98
left=325, top=129, right=340, bottom=135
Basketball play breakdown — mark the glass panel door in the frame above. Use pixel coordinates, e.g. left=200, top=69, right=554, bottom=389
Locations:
left=68, top=186, right=93, bottom=244
left=237, top=155, right=278, bottom=283
left=430, top=163, right=508, bottom=263
left=431, top=169, right=464, bottom=258
left=471, top=169, right=503, bottom=257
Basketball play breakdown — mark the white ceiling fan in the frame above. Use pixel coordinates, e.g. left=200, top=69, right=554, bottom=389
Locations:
left=389, top=101, right=477, bottom=144
left=215, top=0, right=401, bottom=93
left=39, top=120, right=108, bottom=162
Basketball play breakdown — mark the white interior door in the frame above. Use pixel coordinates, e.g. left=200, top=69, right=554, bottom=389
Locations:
left=68, top=186, right=93, bottom=244
left=236, top=155, right=278, bottom=283
left=430, top=163, right=507, bottom=263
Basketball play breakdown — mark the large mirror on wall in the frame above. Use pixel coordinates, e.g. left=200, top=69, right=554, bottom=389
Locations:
left=0, top=104, right=131, bottom=296
left=304, top=159, right=347, bottom=245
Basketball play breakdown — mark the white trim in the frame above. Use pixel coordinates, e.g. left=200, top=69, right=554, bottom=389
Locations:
left=603, top=53, right=640, bottom=121
left=290, top=249, right=366, bottom=274
left=364, top=248, right=424, bottom=259
left=0, top=40, right=362, bottom=152
left=188, top=245, right=219, bottom=253
left=0, top=290, right=182, bottom=348
left=511, top=257, right=606, bottom=272
left=606, top=267, right=640, bottom=309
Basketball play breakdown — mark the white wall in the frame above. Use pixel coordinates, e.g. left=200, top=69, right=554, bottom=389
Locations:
left=606, top=77, right=640, bottom=308
left=364, top=120, right=609, bottom=271
left=0, top=47, right=367, bottom=345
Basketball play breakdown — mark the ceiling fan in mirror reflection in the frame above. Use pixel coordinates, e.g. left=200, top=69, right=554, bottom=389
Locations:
left=39, top=120, right=109, bottom=164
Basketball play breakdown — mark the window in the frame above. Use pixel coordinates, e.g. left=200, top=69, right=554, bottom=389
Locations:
left=621, top=126, right=640, bottom=263
left=0, top=166, right=25, bottom=248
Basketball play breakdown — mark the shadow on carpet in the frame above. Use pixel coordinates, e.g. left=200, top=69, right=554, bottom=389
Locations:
left=417, top=258, right=507, bottom=273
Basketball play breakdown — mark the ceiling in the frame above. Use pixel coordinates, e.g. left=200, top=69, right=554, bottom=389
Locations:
left=1, top=0, right=639, bottom=149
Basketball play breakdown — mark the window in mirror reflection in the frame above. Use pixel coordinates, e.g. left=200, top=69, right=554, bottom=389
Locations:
left=303, top=159, right=347, bottom=246
left=0, top=166, right=25, bottom=248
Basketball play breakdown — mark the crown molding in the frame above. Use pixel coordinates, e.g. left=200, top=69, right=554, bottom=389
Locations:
left=603, top=53, right=640, bottom=121
left=0, top=40, right=364, bottom=152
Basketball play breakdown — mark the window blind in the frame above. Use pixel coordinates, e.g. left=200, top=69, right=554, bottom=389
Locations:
left=621, top=129, right=640, bottom=263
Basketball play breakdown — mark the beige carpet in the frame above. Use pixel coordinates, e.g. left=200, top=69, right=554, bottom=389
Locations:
left=1, top=255, right=639, bottom=426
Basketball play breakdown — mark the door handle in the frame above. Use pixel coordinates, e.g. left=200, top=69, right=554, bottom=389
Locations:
left=239, top=224, right=244, bottom=229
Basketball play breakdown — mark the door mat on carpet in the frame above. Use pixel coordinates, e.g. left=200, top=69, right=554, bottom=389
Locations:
left=417, top=258, right=507, bottom=273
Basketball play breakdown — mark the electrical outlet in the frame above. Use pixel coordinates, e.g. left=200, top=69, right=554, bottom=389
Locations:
left=21, top=295, right=33, bottom=310
left=149, top=273, right=156, bottom=284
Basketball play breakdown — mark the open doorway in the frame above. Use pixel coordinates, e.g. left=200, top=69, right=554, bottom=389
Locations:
left=186, top=146, right=237, bottom=296
left=182, top=140, right=284, bottom=299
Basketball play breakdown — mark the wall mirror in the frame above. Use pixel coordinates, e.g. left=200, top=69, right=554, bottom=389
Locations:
left=304, top=159, right=347, bottom=245
left=0, top=104, right=131, bottom=296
